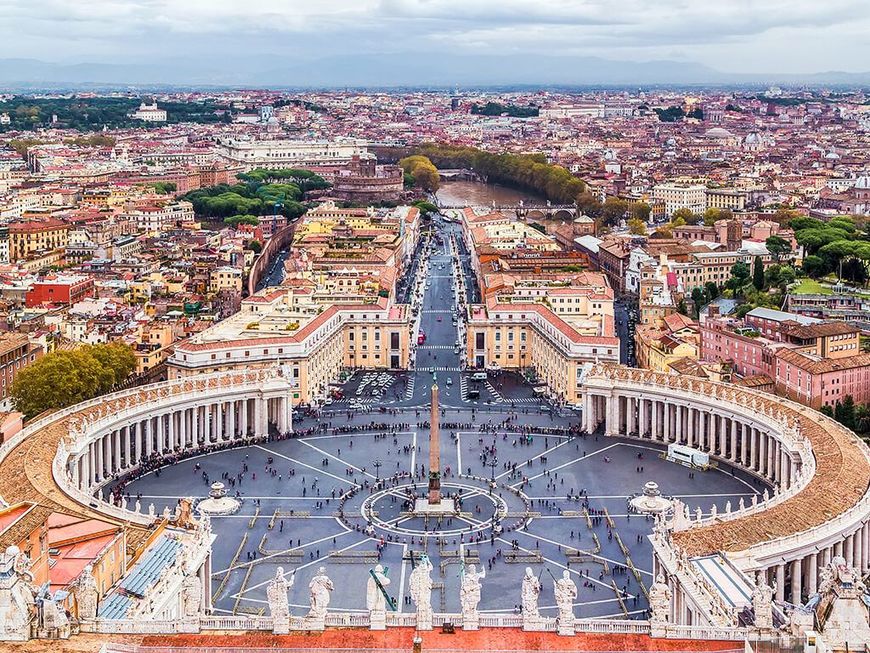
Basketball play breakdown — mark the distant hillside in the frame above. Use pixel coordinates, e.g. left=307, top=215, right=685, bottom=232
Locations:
left=1, top=55, right=869, bottom=89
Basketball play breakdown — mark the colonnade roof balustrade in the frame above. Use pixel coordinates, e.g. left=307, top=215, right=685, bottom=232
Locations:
left=0, top=368, right=291, bottom=555
left=588, top=365, right=870, bottom=557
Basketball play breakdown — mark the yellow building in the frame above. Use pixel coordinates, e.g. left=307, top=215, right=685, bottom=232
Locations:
left=634, top=313, right=700, bottom=373
left=167, top=290, right=412, bottom=405
left=209, top=266, right=243, bottom=295
left=9, top=218, right=70, bottom=261
left=466, top=294, right=619, bottom=405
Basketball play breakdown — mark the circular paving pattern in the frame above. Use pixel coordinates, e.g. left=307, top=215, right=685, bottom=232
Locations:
left=106, top=419, right=763, bottom=619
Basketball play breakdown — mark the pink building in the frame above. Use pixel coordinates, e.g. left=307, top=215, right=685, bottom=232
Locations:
left=700, top=318, right=777, bottom=379
left=774, top=349, right=870, bottom=409
left=701, top=307, right=870, bottom=409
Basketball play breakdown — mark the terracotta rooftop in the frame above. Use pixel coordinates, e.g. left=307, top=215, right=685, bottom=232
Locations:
left=137, top=628, right=740, bottom=652
left=775, top=349, right=870, bottom=374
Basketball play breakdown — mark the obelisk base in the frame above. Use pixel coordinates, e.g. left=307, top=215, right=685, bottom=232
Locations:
left=413, top=498, right=456, bottom=515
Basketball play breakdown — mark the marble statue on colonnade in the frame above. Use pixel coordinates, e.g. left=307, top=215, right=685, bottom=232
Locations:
left=305, top=566, right=333, bottom=630
left=554, top=570, right=578, bottom=635
left=751, top=572, right=774, bottom=630
left=267, top=567, right=294, bottom=634
left=0, top=546, right=36, bottom=641
left=460, top=563, right=486, bottom=630
left=807, top=555, right=870, bottom=650
left=409, top=554, right=433, bottom=630
left=75, top=564, right=99, bottom=621
left=521, top=567, right=542, bottom=630
left=648, top=574, right=672, bottom=637
left=366, top=564, right=391, bottom=630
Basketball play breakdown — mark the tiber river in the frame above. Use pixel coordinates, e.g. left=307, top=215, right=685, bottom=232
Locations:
left=435, top=180, right=545, bottom=207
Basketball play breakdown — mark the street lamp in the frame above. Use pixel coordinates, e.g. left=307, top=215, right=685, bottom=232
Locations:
left=486, top=453, right=499, bottom=492
left=373, top=459, right=383, bottom=481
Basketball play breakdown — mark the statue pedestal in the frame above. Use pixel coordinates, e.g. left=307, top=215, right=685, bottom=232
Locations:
left=522, top=615, right=544, bottom=631
left=463, top=611, right=479, bottom=631
left=370, top=610, right=386, bottom=630
left=650, top=622, right=668, bottom=638
left=558, top=619, right=575, bottom=636
left=416, top=608, right=433, bottom=631
left=272, top=615, right=290, bottom=635
left=303, top=615, right=325, bottom=631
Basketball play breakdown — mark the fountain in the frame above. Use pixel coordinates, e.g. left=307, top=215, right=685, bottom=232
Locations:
left=197, top=482, right=241, bottom=516
left=628, top=481, right=673, bottom=514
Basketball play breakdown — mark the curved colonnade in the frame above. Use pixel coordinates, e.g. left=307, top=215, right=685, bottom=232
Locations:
left=583, top=365, right=870, bottom=625
left=0, top=364, right=867, bottom=636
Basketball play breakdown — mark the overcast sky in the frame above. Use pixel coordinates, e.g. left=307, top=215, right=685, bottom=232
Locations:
left=1, top=0, right=868, bottom=73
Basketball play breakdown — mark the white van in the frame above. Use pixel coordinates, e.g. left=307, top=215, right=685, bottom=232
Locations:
left=471, top=372, right=488, bottom=381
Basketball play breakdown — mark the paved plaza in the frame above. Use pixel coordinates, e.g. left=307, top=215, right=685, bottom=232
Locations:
left=113, top=410, right=761, bottom=620
left=112, top=218, right=764, bottom=620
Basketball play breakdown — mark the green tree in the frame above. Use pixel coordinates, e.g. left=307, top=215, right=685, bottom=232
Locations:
left=764, top=264, right=796, bottom=291
left=676, top=298, right=688, bottom=316
left=765, top=235, right=791, bottom=262
left=672, top=208, right=694, bottom=224
left=224, top=214, right=260, bottom=227
left=802, top=255, right=827, bottom=278
left=834, top=395, right=856, bottom=431
left=752, top=256, right=764, bottom=290
left=704, top=281, right=720, bottom=300
left=399, top=155, right=440, bottom=192
left=600, top=197, right=629, bottom=225
left=630, top=202, right=651, bottom=222
left=152, top=181, right=177, bottom=195
left=855, top=404, right=870, bottom=437
left=246, top=239, right=262, bottom=253
left=10, top=343, right=135, bottom=418
left=412, top=200, right=439, bottom=216
left=690, top=287, right=708, bottom=316
left=627, top=218, right=647, bottom=235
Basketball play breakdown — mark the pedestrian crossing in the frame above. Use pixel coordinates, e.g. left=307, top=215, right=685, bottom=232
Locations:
left=415, top=366, right=462, bottom=372
left=404, top=375, right=416, bottom=400
left=484, top=380, right=504, bottom=403
left=459, top=375, right=469, bottom=401
left=417, top=345, right=456, bottom=350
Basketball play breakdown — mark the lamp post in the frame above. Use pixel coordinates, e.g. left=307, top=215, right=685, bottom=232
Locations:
left=486, top=450, right=499, bottom=494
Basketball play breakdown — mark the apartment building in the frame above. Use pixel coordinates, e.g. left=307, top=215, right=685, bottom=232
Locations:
left=8, top=218, right=70, bottom=261
left=700, top=307, right=870, bottom=409
left=0, top=333, right=42, bottom=410
left=167, top=290, right=411, bottom=404
left=652, top=183, right=707, bottom=216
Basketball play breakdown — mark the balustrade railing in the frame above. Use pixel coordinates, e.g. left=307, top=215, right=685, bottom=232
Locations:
left=81, top=612, right=759, bottom=641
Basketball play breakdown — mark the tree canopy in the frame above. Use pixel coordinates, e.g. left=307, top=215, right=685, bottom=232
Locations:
left=399, top=155, right=440, bottom=192
left=470, top=102, right=539, bottom=118
left=0, top=96, right=232, bottom=132
left=791, top=215, right=870, bottom=283
left=11, top=343, right=136, bottom=418
left=180, top=171, right=328, bottom=221
left=224, top=214, right=260, bottom=226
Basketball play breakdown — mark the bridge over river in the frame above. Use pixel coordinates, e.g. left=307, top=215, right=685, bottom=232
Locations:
left=436, top=198, right=579, bottom=220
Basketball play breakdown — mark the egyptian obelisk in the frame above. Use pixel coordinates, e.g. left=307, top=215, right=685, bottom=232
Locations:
left=428, top=382, right=441, bottom=504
